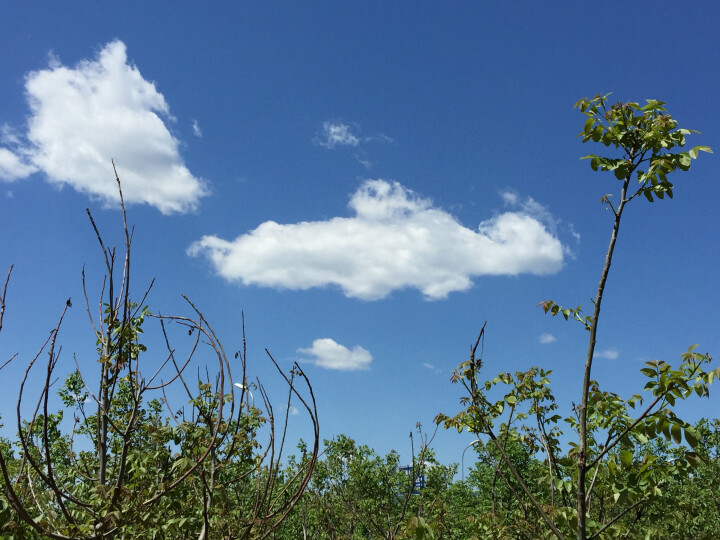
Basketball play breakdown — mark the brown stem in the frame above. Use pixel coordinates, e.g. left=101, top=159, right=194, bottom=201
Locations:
left=577, top=170, right=632, bottom=539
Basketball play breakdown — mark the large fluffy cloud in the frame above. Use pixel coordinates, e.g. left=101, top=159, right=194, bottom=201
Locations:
left=0, top=40, right=207, bottom=213
left=189, top=180, right=565, bottom=300
left=298, top=339, right=372, bottom=371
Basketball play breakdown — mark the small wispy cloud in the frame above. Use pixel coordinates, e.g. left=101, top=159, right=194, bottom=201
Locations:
left=298, top=338, right=372, bottom=371
left=365, top=133, right=395, bottom=144
left=354, top=153, right=373, bottom=169
left=596, top=348, right=619, bottom=360
left=192, top=119, right=202, bottom=138
left=501, top=191, right=519, bottom=205
left=290, top=406, right=300, bottom=416
left=539, top=333, right=557, bottom=344
left=0, top=148, right=37, bottom=182
left=314, top=121, right=394, bottom=169
left=501, top=190, right=554, bottom=226
left=315, top=121, right=360, bottom=149
left=568, top=223, right=581, bottom=242
left=422, top=362, right=442, bottom=374
left=1, top=123, right=22, bottom=146
left=0, top=124, right=38, bottom=182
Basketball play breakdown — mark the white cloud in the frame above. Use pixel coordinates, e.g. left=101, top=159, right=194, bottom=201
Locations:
left=539, top=333, right=557, bottom=344
left=568, top=223, right=581, bottom=242
left=298, top=338, right=372, bottom=371
left=422, top=362, right=442, bottom=374
left=501, top=190, right=554, bottom=226
left=0, top=40, right=207, bottom=213
left=366, top=133, right=395, bottom=144
left=290, top=406, right=300, bottom=416
left=1, top=123, right=22, bottom=146
left=500, top=191, right=519, bottom=205
left=0, top=148, right=37, bottom=182
left=189, top=180, right=565, bottom=300
left=192, top=119, right=202, bottom=138
left=315, top=121, right=393, bottom=168
left=596, top=348, right=619, bottom=360
left=315, top=121, right=360, bottom=149
left=354, top=152, right=373, bottom=169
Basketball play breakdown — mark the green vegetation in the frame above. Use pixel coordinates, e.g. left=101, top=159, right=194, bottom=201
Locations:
left=0, top=170, right=319, bottom=539
left=1, top=97, right=718, bottom=539
left=436, top=95, right=717, bottom=539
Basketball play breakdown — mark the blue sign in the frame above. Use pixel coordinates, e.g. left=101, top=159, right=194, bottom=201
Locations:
left=399, top=466, right=425, bottom=489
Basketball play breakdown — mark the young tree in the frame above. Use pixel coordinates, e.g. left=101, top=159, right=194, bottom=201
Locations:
left=437, top=95, right=717, bottom=539
left=0, top=165, right=319, bottom=539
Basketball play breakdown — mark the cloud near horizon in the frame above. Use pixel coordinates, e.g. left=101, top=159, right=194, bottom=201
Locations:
left=298, top=338, right=373, bottom=371
left=0, top=40, right=207, bottom=214
left=188, top=179, right=565, bottom=300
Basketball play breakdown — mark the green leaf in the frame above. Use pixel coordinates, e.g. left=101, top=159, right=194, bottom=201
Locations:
left=684, top=426, right=701, bottom=449
left=639, top=368, right=657, bottom=378
left=677, top=152, right=692, bottom=170
left=670, top=422, right=682, bottom=444
left=689, top=145, right=713, bottom=158
left=661, top=420, right=672, bottom=440
left=614, top=164, right=628, bottom=180
left=685, top=451, right=703, bottom=467
left=620, top=450, right=633, bottom=466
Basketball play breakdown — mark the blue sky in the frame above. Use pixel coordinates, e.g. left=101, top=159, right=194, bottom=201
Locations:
left=1, top=2, right=719, bottom=469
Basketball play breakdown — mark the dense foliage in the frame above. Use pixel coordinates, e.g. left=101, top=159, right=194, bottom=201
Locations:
left=276, top=423, right=720, bottom=539
left=1, top=97, right=718, bottom=539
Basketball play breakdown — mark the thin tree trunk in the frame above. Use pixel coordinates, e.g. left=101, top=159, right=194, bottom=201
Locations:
left=576, top=174, right=631, bottom=539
